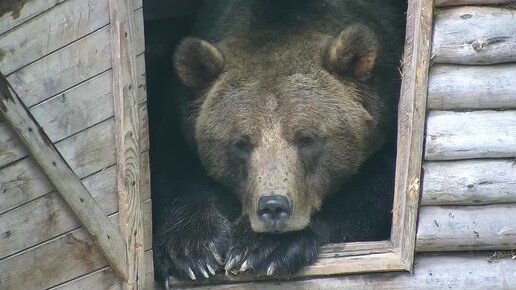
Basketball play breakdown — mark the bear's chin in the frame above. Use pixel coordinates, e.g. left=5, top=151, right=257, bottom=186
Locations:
left=248, top=214, right=311, bottom=234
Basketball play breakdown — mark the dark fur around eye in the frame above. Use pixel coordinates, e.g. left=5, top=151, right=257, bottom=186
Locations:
left=231, top=136, right=253, bottom=159
left=295, top=130, right=321, bottom=150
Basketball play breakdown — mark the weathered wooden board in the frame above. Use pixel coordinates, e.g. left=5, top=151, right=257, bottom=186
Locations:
left=422, top=159, right=516, bottom=206
left=435, top=0, right=516, bottom=6
left=0, top=152, right=150, bottom=258
left=48, top=250, right=154, bottom=290
left=5, top=10, right=144, bottom=110
left=0, top=0, right=61, bottom=36
left=0, top=120, right=27, bottom=168
left=5, top=26, right=112, bottom=108
left=425, top=110, right=516, bottom=160
left=427, top=64, right=516, bottom=110
left=0, top=219, right=115, bottom=290
left=0, top=200, right=153, bottom=290
left=432, top=6, right=516, bottom=65
left=416, top=205, right=516, bottom=252
left=30, top=70, right=114, bottom=142
left=136, top=53, right=147, bottom=104
left=0, top=120, right=149, bottom=217
left=0, top=0, right=110, bottom=75
left=0, top=0, right=142, bottom=38
left=185, top=253, right=516, bottom=290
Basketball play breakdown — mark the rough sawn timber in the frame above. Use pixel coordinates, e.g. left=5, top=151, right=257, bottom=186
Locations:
left=0, top=74, right=128, bottom=280
left=109, top=0, right=146, bottom=287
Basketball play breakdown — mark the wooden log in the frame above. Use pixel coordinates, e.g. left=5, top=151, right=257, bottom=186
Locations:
left=425, top=110, right=516, bottom=160
left=0, top=0, right=110, bottom=75
left=435, top=0, right=516, bottom=6
left=422, top=159, right=516, bottom=206
left=427, top=64, right=516, bottom=110
left=390, top=0, right=433, bottom=271
left=416, top=204, right=516, bottom=252
left=0, top=75, right=128, bottom=280
left=110, top=0, right=146, bottom=286
left=29, top=70, right=114, bottom=142
left=185, top=253, right=516, bottom=290
left=432, top=6, right=516, bottom=65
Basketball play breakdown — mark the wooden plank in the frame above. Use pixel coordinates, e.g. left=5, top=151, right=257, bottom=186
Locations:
left=0, top=123, right=149, bottom=216
left=30, top=70, right=114, bottom=142
left=435, top=0, right=516, bottom=6
left=5, top=26, right=112, bottom=108
left=318, top=241, right=393, bottom=259
left=6, top=22, right=144, bottom=109
left=0, top=0, right=110, bottom=75
left=110, top=0, right=146, bottom=287
left=0, top=75, right=128, bottom=280
left=416, top=205, right=516, bottom=252
left=425, top=110, right=516, bottom=160
left=428, top=64, right=516, bottom=110
left=168, top=252, right=405, bottom=288
left=136, top=53, right=147, bottom=104
left=48, top=250, right=154, bottom=290
left=0, top=120, right=27, bottom=168
left=389, top=0, right=433, bottom=271
left=51, top=267, right=124, bottom=290
left=183, top=253, right=516, bottom=290
left=432, top=6, right=516, bottom=65
left=0, top=167, right=118, bottom=259
left=422, top=159, right=516, bottom=206
left=0, top=0, right=62, bottom=36
left=0, top=212, right=121, bottom=290
left=142, top=199, right=152, bottom=251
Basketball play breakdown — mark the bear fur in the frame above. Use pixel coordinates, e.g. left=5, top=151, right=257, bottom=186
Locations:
left=152, top=0, right=406, bottom=284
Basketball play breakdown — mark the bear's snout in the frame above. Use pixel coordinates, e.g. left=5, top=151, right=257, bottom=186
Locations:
left=257, top=195, right=292, bottom=232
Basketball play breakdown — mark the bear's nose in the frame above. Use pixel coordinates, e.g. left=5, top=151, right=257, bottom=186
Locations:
left=257, top=195, right=292, bottom=224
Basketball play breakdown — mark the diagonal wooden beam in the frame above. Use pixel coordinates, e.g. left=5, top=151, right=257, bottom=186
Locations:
left=0, top=73, right=129, bottom=281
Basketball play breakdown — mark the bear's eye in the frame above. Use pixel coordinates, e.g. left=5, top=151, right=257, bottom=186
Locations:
left=295, top=130, right=319, bottom=149
left=231, top=137, right=253, bottom=159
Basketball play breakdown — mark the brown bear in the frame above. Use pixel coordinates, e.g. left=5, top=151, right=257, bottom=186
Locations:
left=152, top=0, right=406, bottom=285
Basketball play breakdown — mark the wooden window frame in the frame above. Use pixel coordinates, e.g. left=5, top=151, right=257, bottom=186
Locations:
left=167, top=0, right=434, bottom=286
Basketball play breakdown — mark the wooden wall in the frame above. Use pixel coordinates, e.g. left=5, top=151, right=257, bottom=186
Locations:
left=0, top=0, right=153, bottom=289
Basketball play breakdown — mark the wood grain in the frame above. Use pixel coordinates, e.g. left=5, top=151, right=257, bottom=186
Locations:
left=0, top=74, right=128, bottom=280
left=428, top=64, right=516, bottom=110
left=390, top=0, right=433, bottom=271
left=179, top=253, right=516, bottom=290
left=425, top=110, right=516, bottom=160
left=0, top=0, right=61, bottom=36
left=416, top=205, right=516, bottom=251
left=422, top=159, right=516, bottom=206
left=435, top=0, right=516, bottom=6
left=432, top=6, right=516, bottom=65
left=109, top=0, right=146, bottom=287
left=0, top=0, right=110, bottom=75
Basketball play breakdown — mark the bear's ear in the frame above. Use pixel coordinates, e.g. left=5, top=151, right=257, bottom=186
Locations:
left=322, top=24, right=378, bottom=81
left=174, top=37, right=225, bottom=88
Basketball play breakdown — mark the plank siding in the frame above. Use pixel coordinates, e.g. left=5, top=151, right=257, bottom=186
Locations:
left=0, top=0, right=110, bottom=75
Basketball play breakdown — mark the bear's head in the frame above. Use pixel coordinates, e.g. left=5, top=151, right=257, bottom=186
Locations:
left=174, top=24, right=394, bottom=233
